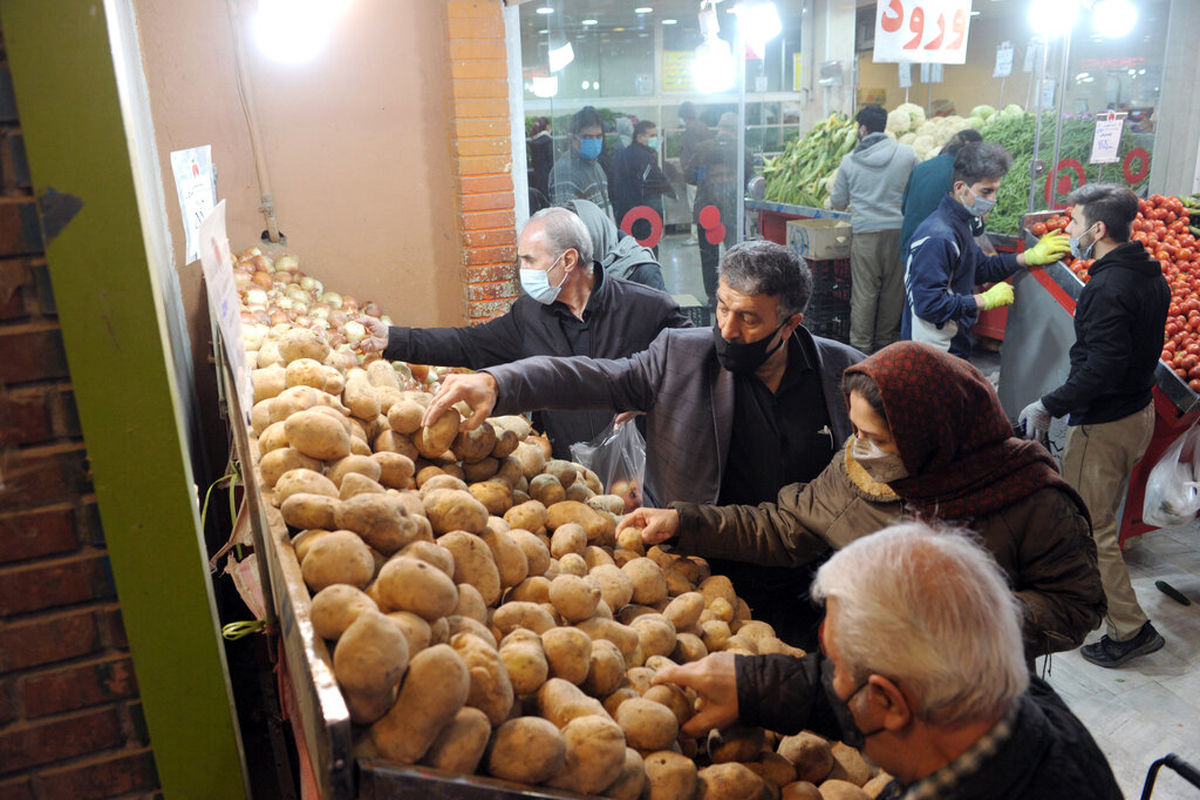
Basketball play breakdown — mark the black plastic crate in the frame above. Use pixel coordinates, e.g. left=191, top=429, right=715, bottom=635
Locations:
left=806, top=295, right=851, bottom=345
left=808, top=257, right=852, bottom=304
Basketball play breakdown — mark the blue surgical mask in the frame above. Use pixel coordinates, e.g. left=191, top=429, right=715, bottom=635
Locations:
left=519, top=252, right=568, bottom=305
left=1070, top=223, right=1098, bottom=260
left=646, top=136, right=659, bottom=150
left=961, top=185, right=996, bottom=217
left=579, top=137, right=603, bottom=160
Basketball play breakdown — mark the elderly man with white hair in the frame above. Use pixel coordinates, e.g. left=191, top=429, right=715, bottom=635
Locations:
left=654, top=523, right=1121, bottom=800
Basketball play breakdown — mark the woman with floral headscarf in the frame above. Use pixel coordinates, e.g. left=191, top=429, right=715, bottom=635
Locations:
left=620, top=342, right=1105, bottom=660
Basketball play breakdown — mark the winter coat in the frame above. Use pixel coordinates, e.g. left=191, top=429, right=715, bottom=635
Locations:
left=485, top=326, right=862, bottom=506
left=549, top=149, right=613, bottom=218
left=902, top=194, right=1021, bottom=358
left=830, top=132, right=919, bottom=233
left=611, top=141, right=674, bottom=228
left=672, top=439, right=1106, bottom=658
left=383, top=267, right=690, bottom=459
left=737, top=655, right=1122, bottom=800
left=569, top=198, right=667, bottom=291
left=899, top=152, right=953, bottom=255
left=1042, top=241, right=1170, bottom=425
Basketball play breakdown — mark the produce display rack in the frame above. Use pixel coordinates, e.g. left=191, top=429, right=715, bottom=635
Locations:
left=999, top=213, right=1200, bottom=547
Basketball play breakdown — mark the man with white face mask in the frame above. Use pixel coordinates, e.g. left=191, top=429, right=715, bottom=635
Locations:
left=358, top=206, right=689, bottom=459
left=1019, top=183, right=1170, bottom=669
left=902, top=142, right=1070, bottom=359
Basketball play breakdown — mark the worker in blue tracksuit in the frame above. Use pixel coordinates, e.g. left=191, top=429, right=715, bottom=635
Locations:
left=902, top=142, right=1070, bottom=359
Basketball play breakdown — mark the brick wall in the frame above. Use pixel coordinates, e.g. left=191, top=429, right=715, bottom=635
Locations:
left=0, top=47, right=161, bottom=800
left=447, top=1, right=520, bottom=323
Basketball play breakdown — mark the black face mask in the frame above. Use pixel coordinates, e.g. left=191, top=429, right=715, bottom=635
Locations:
left=712, top=321, right=788, bottom=374
left=827, top=672, right=887, bottom=749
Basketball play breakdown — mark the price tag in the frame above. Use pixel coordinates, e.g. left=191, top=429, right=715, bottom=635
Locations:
left=1090, top=116, right=1125, bottom=164
left=873, top=0, right=972, bottom=65
left=169, top=145, right=216, bottom=264
left=919, top=62, right=944, bottom=84
left=898, top=63, right=913, bottom=88
left=994, top=41, right=1013, bottom=78
left=198, top=200, right=253, bottom=422
left=1039, top=78, right=1056, bottom=110
left=1023, top=41, right=1039, bottom=73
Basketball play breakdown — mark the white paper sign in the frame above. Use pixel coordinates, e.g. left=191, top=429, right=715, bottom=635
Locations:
left=1090, top=117, right=1125, bottom=164
left=198, top=200, right=253, bottom=421
left=1040, top=79, right=1056, bottom=109
left=994, top=42, right=1013, bottom=78
left=1023, top=41, right=1039, bottom=73
left=898, top=63, right=913, bottom=88
left=169, top=146, right=216, bottom=264
left=873, top=0, right=972, bottom=65
left=919, top=62, right=944, bottom=84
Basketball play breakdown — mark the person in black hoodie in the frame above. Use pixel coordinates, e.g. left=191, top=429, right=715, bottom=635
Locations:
left=652, top=523, right=1122, bottom=800
left=1020, top=183, right=1170, bottom=669
left=611, top=119, right=675, bottom=248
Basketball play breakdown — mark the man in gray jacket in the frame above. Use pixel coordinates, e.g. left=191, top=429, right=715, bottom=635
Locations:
left=831, top=105, right=919, bottom=354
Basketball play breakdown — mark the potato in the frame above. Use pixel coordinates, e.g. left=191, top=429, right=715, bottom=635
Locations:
left=818, top=779, right=870, bottom=800
left=450, top=631, right=514, bottom=725
left=642, top=683, right=693, bottom=727
left=422, top=488, right=489, bottom=536
left=258, top=420, right=290, bottom=455
left=615, top=525, right=647, bottom=556
left=396, top=540, right=454, bottom=578
left=325, top=454, right=381, bottom=488
left=565, top=483, right=596, bottom=503
left=489, top=423, right=520, bottom=459
left=529, top=473, right=567, bottom=507
left=498, top=629, right=549, bottom=696
left=778, top=732, right=834, bottom=785
left=414, top=411, right=461, bottom=459
left=492, top=456, right=525, bottom=491
left=504, top=499, right=548, bottom=533
left=632, top=615, right=677, bottom=660
left=252, top=363, right=289, bottom=404
left=557, top=553, right=587, bottom=577
left=301, top=530, right=374, bottom=592
left=709, top=726, right=765, bottom=764
left=375, top=555, right=459, bottom=620
left=514, top=441, right=546, bottom=479
left=588, top=564, right=634, bottom=612
left=387, top=399, right=426, bottom=435
left=583, top=546, right=615, bottom=570
left=444, top=615, right=498, bottom=650
left=586, top=493, right=624, bottom=515
left=599, top=748, right=646, bottom=800
left=418, top=473, right=469, bottom=496
left=701, top=620, right=733, bottom=653
left=250, top=398, right=273, bottom=434
left=468, top=480, right=513, bottom=516
left=335, top=493, right=420, bottom=555
left=474, top=528, right=526, bottom=593
left=611, top=697, right=676, bottom=751
left=365, top=359, right=401, bottom=391
left=452, top=423, right=497, bottom=463
left=311, top=584, right=378, bottom=640
left=781, top=782, right=822, bottom=800
left=334, top=610, right=409, bottom=698
left=547, top=522, right=586, bottom=559
left=285, top=357, right=339, bottom=393
left=541, top=627, right=593, bottom=685
left=386, top=611, right=432, bottom=655
left=492, top=602, right=557, bottom=636
left=603, top=686, right=641, bottom=717
left=545, top=714, right=627, bottom=795
left=663, top=592, right=706, bottom=631
left=861, top=774, right=893, bottom=798
left=506, top=528, right=550, bottom=577
left=339, top=472, right=386, bottom=500
left=452, top=583, right=488, bottom=624
left=486, top=716, right=566, bottom=784
left=576, top=616, right=640, bottom=660
left=733, top=620, right=777, bottom=644
left=280, top=492, right=340, bottom=532
left=421, top=706, right=491, bottom=774
left=492, top=414, right=532, bottom=440
left=699, top=574, right=738, bottom=608
left=283, top=408, right=352, bottom=461
left=438, top=530, right=502, bottom=606
left=826, top=742, right=872, bottom=787
left=367, top=452, right=414, bottom=490
left=506, top=575, right=551, bottom=605
left=546, top=500, right=613, bottom=543
left=375, top=430, right=420, bottom=460
left=645, top=750, right=699, bottom=800
left=369, top=644, right=469, bottom=764
left=273, top=468, right=340, bottom=508
left=461, top=457, right=500, bottom=483
left=260, top=447, right=322, bottom=489
left=723, top=635, right=756, bottom=655
left=673, top=633, right=708, bottom=663
left=547, top=574, right=601, bottom=623
left=698, top=762, right=767, bottom=800
left=576, top=638, right=623, bottom=697
left=291, top=528, right=333, bottom=563
left=622, top=558, right=669, bottom=606
left=746, top=753, right=799, bottom=791
left=278, top=328, right=330, bottom=363
left=625, top=667, right=656, bottom=695
left=535, top=678, right=608, bottom=728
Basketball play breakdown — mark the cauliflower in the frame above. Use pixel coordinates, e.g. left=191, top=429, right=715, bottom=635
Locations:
left=899, top=132, right=917, bottom=145
left=912, top=134, right=935, bottom=159
left=886, top=102, right=926, bottom=136
left=970, top=105, right=997, bottom=120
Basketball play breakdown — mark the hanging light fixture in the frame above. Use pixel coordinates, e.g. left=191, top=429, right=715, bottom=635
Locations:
left=693, top=1, right=735, bottom=93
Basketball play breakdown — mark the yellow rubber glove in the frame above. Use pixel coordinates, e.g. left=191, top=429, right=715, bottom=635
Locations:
left=1024, top=231, right=1071, bottom=266
left=978, top=282, right=1015, bottom=311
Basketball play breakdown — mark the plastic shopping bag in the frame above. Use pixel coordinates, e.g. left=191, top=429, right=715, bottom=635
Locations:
left=1142, top=422, right=1200, bottom=528
left=570, top=417, right=647, bottom=514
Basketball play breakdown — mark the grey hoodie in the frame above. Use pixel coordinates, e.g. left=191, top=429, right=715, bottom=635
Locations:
left=830, top=132, right=919, bottom=234
left=567, top=199, right=666, bottom=290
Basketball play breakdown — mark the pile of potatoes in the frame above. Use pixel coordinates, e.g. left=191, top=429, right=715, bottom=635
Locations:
left=243, top=310, right=892, bottom=799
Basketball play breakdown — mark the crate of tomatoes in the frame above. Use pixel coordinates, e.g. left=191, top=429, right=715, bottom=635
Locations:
left=1062, top=194, right=1200, bottom=396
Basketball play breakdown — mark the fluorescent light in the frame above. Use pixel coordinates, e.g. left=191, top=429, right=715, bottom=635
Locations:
left=253, top=0, right=350, bottom=64
left=1029, top=0, right=1077, bottom=33
left=582, top=19, right=598, bottom=25
left=635, top=6, right=653, bottom=13
left=614, top=26, right=625, bottom=31
left=662, top=18, right=677, bottom=25
left=538, top=28, right=549, bottom=34
left=535, top=6, right=554, bottom=14
left=736, top=1, right=782, bottom=56
left=548, top=41, right=574, bottom=72
left=1092, top=0, right=1137, bottom=37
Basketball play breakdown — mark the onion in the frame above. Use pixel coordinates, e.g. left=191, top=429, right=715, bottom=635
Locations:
left=275, top=296, right=294, bottom=311
left=253, top=310, right=271, bottom=326
left=342, top=295, right=360, bottom=313
left=252, top=254, right=274, bottom=273
left=343, top=320, right=366, bottom=345
left=240, top=310, right=259, bottom=324
left=276, top=254, right=300, bottom=273
left=252, top=271, right=272, bottom=288
left=245, top=288, right=269, bottom=308
left=327, top=331, right=347, bottom=348
left=321, top=291, right=343, bottom=309
left=234, top=271, right=253, bottom=288
left=310, top=318, right=331, bottom=330
left=310, top=304, right=331, bottom=320
left=330, top=310, right=348, bottom=327
left=286, top=286, right=311, bottom=306
left=271, top=270, right=294, bottom=285
left=294, top=315, right=312, bottom=327
left=269, top=310, right=290, bottom=325
left=270, top=323, right=293, bottom=338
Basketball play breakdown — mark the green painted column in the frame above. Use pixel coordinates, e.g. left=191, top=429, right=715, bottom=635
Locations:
left=0, top=2, right=248, bottom=797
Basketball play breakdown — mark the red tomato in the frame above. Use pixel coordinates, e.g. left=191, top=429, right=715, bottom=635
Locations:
left=1032, top=222, right=1048, bottom=236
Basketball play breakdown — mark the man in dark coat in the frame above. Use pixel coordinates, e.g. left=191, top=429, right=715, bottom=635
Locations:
left=611, top=119, right=675, bottom=241
left=359, top=207, right=690, bottom=459
left=653, top=523, right=1122, bottom=800
left=1020, top=183, right=1171, bottom=669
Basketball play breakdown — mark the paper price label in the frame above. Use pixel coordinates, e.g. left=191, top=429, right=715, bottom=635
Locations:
left=1090, top=117, right=1125, bottom=165
left=873, top=0, right=972, bottom=65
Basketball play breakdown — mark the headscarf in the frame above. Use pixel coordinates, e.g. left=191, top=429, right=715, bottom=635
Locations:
left=844, top=342, right=1089, bottom=523
left=566, top=199, right=658, bottom=281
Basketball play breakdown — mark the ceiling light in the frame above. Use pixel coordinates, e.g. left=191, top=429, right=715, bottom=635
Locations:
left=535, top=6, right=554, bottom=14
left=635, top=6, right=653, bottom=13
left=253, top=0, right=350, bottom=64
left=736, top=1, right=782, bottom=58
left=614, top=26, right=626, bottom=31
left=1028, top=0, right=1076, bottom=34
left=538, top=28, right=549, bottom=34
left=694, top=3, right=735, bottom=93
left=582, top=19, right=598, bottom=25
left=1092, top=0, right=1137, bottom=37
left=581, top=80, right=590, bottom=89
left=662, top=18, right=677, bottom=25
